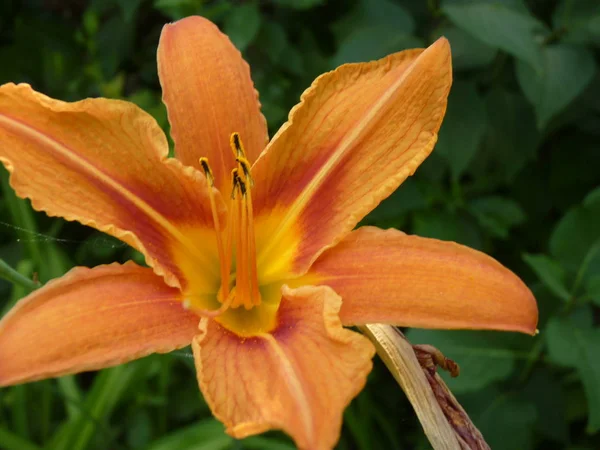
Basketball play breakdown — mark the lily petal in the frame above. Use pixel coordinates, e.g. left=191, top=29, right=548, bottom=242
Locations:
left=307, top=227, right=538, bottom=335
left=158, top=16, right=268, bottom=193
left=0, top=83, right=222, bottom=289
left=193, top=285, right=374, bottom=450
left=0, top=262, right=198, bottom=386
left=252, top=38, right=452, bottom=278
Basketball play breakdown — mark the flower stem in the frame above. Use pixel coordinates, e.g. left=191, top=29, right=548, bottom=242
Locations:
left=360, top=325, right=491, bottom=450
left=0, top=258, right=38, bottom=291
left=359, top=324, right=462, bottom=450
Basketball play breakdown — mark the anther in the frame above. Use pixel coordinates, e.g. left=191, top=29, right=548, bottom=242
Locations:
left=230, top=132, right=246, bottom=158
left=238, top=177, right=247, bottom=197
left=236, top=156, right=254, bottom=187
left=231, top=168, right=243, bottom=199
left=199, top=157, right=214, bottom=187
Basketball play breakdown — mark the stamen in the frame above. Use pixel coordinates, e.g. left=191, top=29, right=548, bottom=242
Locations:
left=225, top=170, right=238, bottom=277
left=199, top=157, right=229, bottom=299
left=238, top=178, right=252, bottom=309
left=197, top=133, right=262, bottom=311
left=190, top=142, right=262, bottom=316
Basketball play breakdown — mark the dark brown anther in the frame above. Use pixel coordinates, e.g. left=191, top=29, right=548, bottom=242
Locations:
left=233, top=133, right=242, bottom=153
left=199, top=157, right=215, bottom=186
left=231, top=169, right=241, bottom=199
left=236, top=157, right=254, bottom=187
left=238, top=177, right=247, bottom=196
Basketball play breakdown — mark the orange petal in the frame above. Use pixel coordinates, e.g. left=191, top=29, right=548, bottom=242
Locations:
left=0, top=83, right=223, bottom=288
left=192, top=285, right=375, bottom=450
left=252, top=38, right=452, bottom=278
left=158, top=16, right=268, bottom=193
left=307, top=227, right=538, bottom=335
left=0, top=262, right=199, bottom=386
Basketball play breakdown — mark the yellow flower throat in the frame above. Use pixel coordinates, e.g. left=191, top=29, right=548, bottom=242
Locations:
left=175, top=133, right=306, bottom=336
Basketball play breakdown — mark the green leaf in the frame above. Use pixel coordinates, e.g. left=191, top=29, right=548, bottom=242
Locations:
left=82, top=8, right=99, bottom=36
left=4, top=260, right=35, bottom=314
left=96, top=15, right=136, bottom=79
left=152, top=0, right=207, bottom=20
left=270, top=0, right=324, bottom=9
left=365, top=179, right=426, bottom=224
left=442, top=2, right=546, bottom=67
left=464, top=390, right=537, bottom=450
left=240, top=436, right=296, bottom=449
left=116, top=0, right=144, bottom=22
left=523, top=370, right=569, bottom=443
left=480, top=88, right=539, bottom=182
left=126, top=410, right=153, bottom=448
left=256, top=21, right=288, bottom=65
left=405, top=330, right=521, bottom=393
left=435, top=24, right=496, bottom=71
left=574, top=241, right=600, bottom=300
left=223, top=2, right=261, bottom=52
left=584, top=186, right=600, bottom=207
left=585, top=275, right=600, bottom=306
left=332, top=27, right=422, bottom=66
left=0, top=258, right=37, bottom=291
left=435, top=81, right=487, bottom=180
left=56, top=376, right=83, bottom=421
left=332, top=0, right=414, bottom=42
left=546, top=317, right=600, bottom=432
left=546, top=134, right=600, bottom=211
left=549, top=197, right=600, bottom=273
left=516, top=45, right=597, bottom=128
left=522, top=253, right=571, bottom=301
left=469, top=196, right=526, bottom=239
left=145, top=420, right=231, bottom=450
left=50, top=362, right=152, bottom=450
left=412, top=210, right=483, bottom=250
left=0, top=169, right=43, bottom=272
left=553, top=0, right=600, bottom=46
left=128, top=90, right=169, bottom=130
left=0, top=427, right=41, bottom=450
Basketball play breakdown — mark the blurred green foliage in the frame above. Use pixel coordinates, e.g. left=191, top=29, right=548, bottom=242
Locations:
left=0, top=0, right=599, bottom=449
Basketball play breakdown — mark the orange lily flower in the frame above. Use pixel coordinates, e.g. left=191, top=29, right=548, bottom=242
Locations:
left=0, top=16, right=537, bottom=450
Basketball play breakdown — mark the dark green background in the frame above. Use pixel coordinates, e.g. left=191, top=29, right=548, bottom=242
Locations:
left=1, top=0, right=599, bottom=449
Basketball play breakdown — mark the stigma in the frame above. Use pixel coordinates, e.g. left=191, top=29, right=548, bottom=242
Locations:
left=198, top=133, right=261, bottom=315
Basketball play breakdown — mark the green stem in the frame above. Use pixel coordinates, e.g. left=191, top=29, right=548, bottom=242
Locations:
left=0, top=259, right=38, bottom=291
